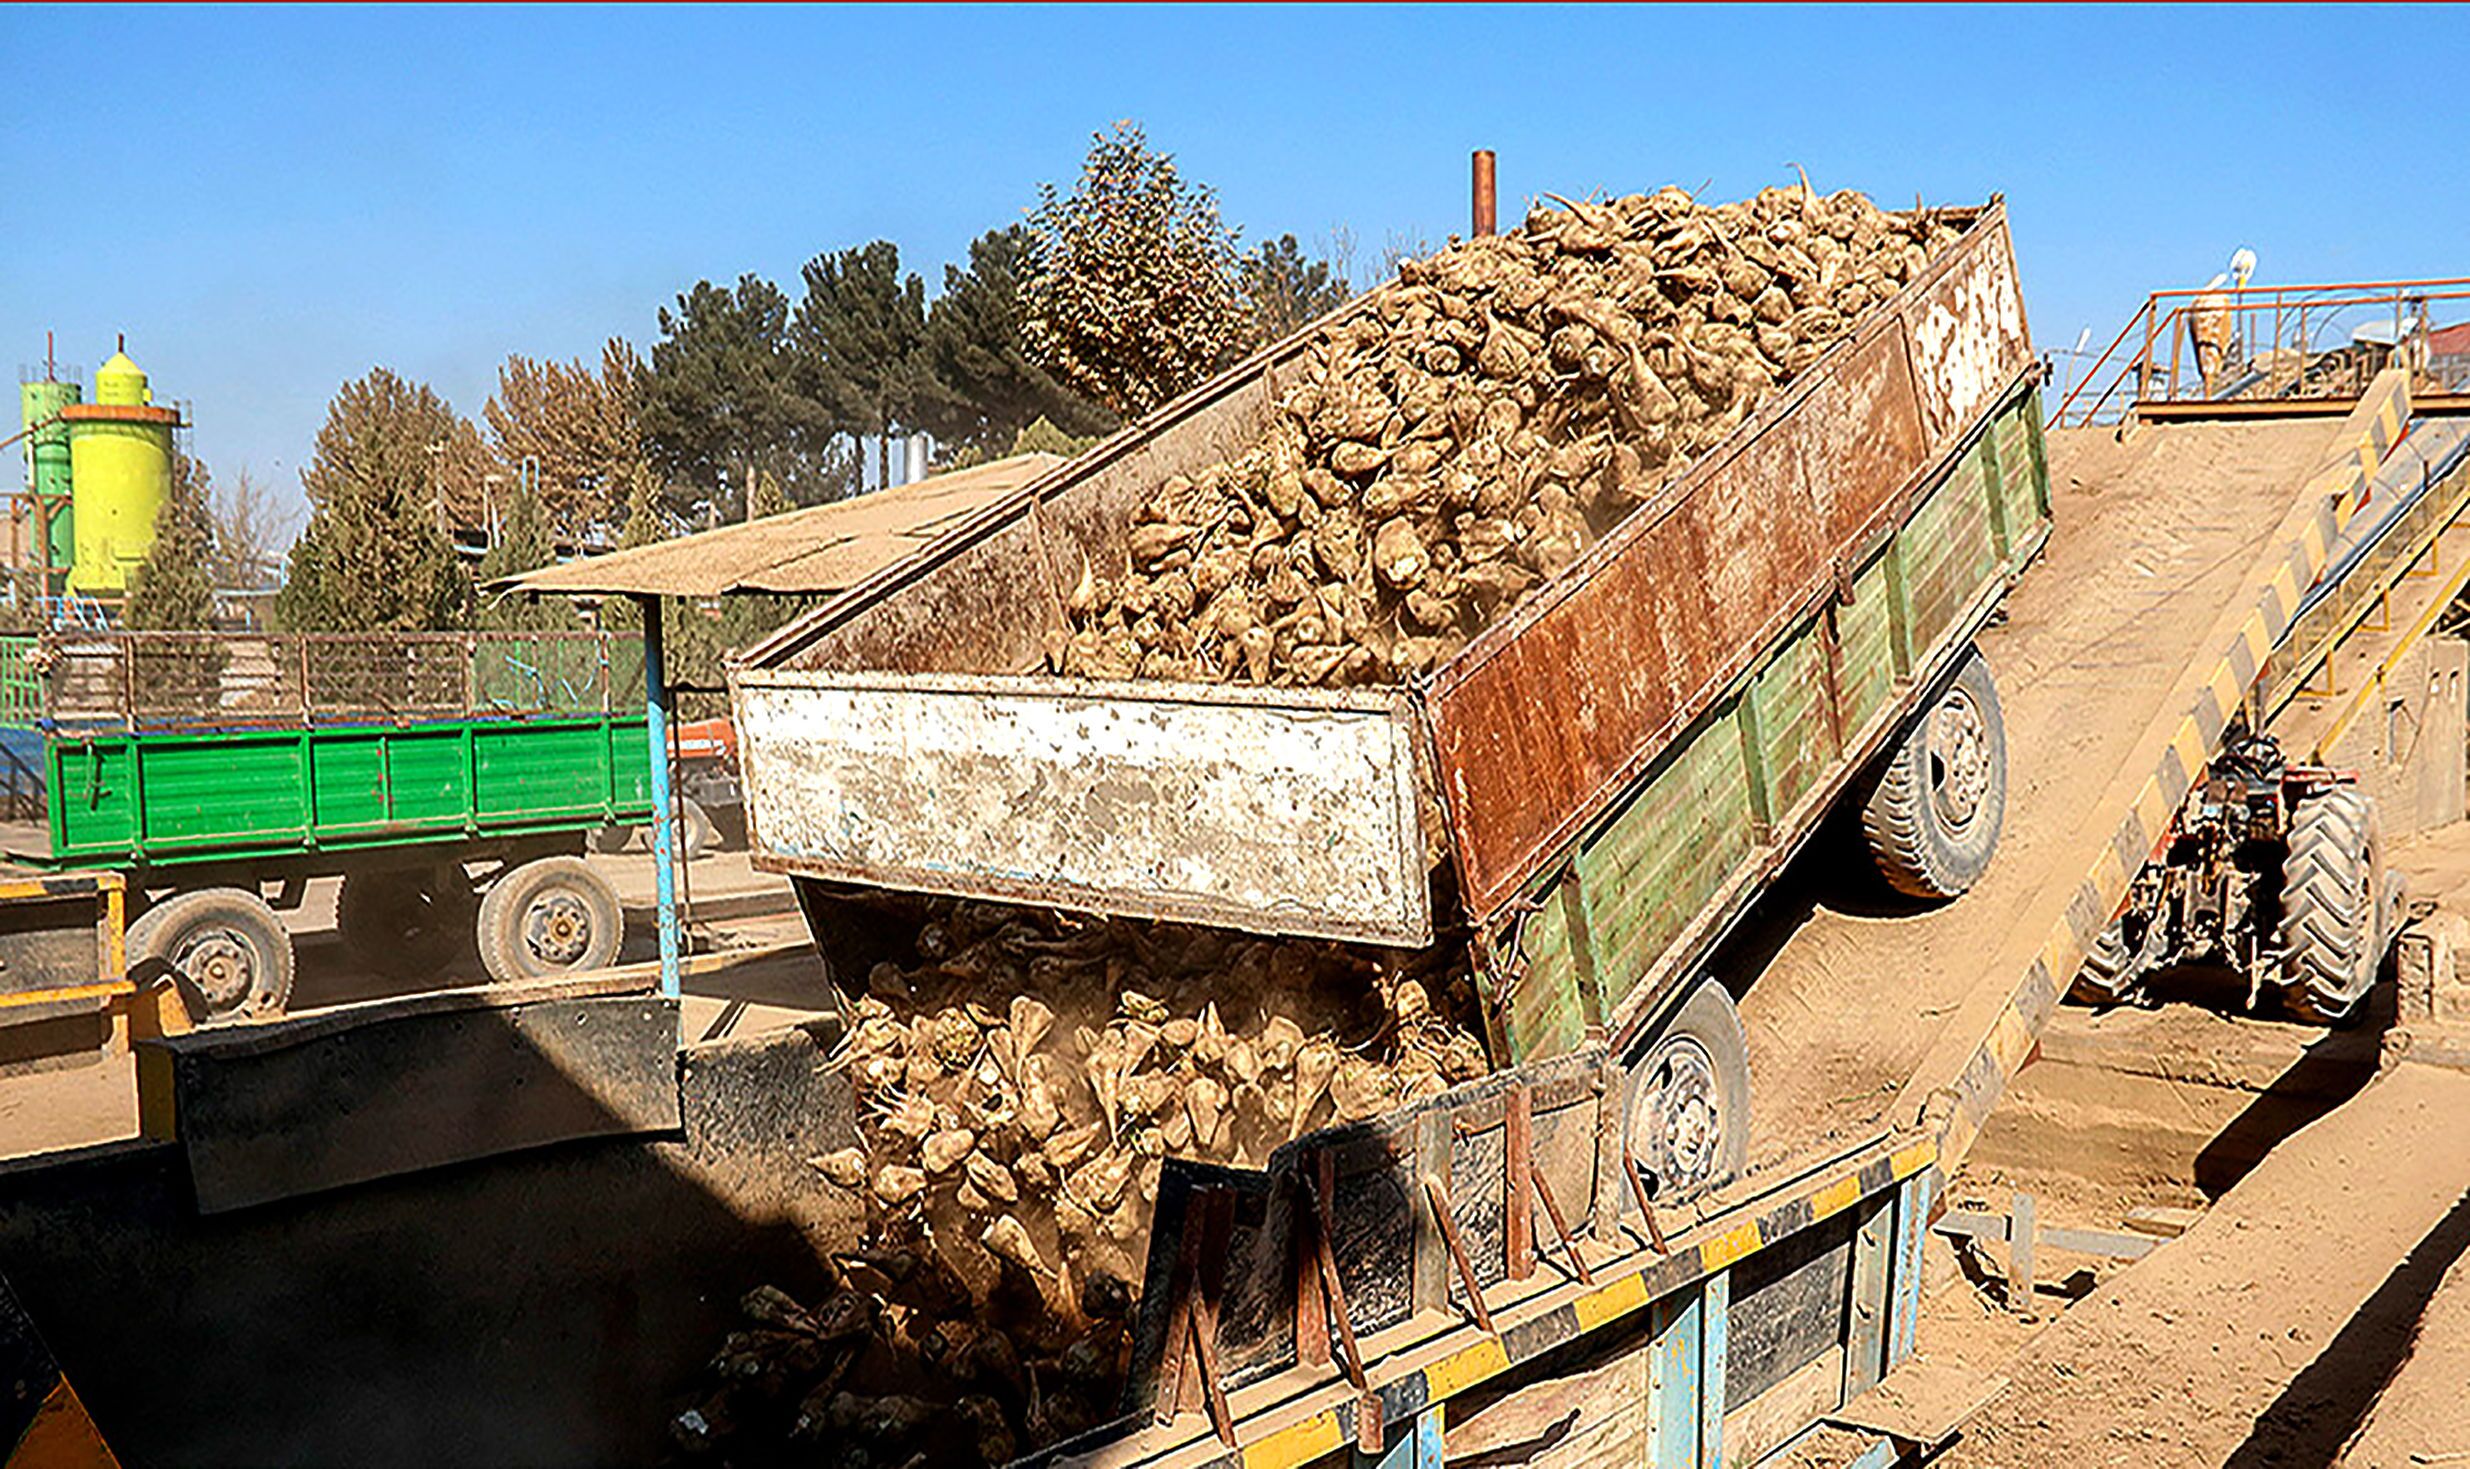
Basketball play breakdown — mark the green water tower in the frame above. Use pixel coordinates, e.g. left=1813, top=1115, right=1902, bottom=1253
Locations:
left=17, top=376, right=80, bottom=580
left=61, top=345, right=179, bottom=595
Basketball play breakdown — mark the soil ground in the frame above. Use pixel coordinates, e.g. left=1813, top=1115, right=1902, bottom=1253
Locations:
left=1940, top=1059, right=2470, bottom=1469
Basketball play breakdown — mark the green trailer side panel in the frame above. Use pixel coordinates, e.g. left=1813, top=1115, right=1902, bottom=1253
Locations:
left=383, top=730, right=477, bottom=826
left=473, top=722, right=619, bottom=823
left=1506, top=878, right=1585, bottom=1062
left=1901, top=440, right=2001, bottom=660
left=49, top=741, right=138, bottom=855
left=34, top=715, right=651, bottom=867
left=1568, top=700, right=1754, bottom=1032
left=1836, top=550, right=1901, bottom=739
left=126, top=736, right=309, bottom=851
left=1751, top=620, right=1839, bottom=823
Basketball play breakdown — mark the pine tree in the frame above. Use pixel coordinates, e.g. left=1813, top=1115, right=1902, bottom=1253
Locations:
left=1242, top=234, right=1353, bottom=342
left=275, top=368, right=477, bottom=632
left=917, top=225, right=1116, bottom=458
left=124, top=450, right=220, bottom=631
left=793, top=241, right=929, bottom=493
left=474, top=472, right=565, bottom=632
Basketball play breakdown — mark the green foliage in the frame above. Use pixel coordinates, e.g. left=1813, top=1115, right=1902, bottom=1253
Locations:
left=474, top=472, right=569, bottom=632
left=275, top=368, right=474, bottom=633
left=124, top=450, right=220, bottom=631
left=1011, top=415, right=1105, bottom=459
left=793, top=241, right=930, bottom=493
left=639, top=275, right=842, bottom=519
left=1023, top=121, right=1254, bottom=419
left=1242, top=233, right=1353, bottom=342
left=747, top=469, right=791, bottom=520
left=917, top=226, right=1115, bottom=457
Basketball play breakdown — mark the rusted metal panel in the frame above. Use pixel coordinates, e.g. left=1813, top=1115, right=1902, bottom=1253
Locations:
left=1425, top=207, right=2034, bottom=924
left=731, top=670, right=1433, bottom=945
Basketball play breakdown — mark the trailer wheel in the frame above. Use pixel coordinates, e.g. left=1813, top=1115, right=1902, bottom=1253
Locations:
left=587, top=825, right=636, bottom=855
left=478, top=856, right=623, bottom=982
left=1623, top=979, right=1752, bottom=1205
left=1862, top=649, right=2006, bottom=899
left=2279, top=787, right=2385, bottom=1026
left=128, top=887, right=295, bottom=1024
left=337, top=867, right=475, bottom=982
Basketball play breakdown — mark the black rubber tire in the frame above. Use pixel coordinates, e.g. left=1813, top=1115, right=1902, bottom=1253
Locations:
left=676, top=798, right=715, bottom=863
left=587, top=825, right=636, bottom=855
left=337, top=867, right=475, bottom=982
left=1622, top=979, right=1752, bottom=1205
left=2279, top=787, right=2384, bottom=1026
left=1862, top=649, right=2007, bottom=899
left=127, top=887, right=295, bottom=1024
left=477, top=855, right=624, bottom=983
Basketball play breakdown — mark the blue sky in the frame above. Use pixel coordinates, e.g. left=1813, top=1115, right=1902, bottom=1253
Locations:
left=7, top=4, right=2465, bottom=521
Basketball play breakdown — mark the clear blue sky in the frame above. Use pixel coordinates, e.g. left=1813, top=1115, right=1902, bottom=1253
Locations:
left=7, top=4, right=2464, bottom=522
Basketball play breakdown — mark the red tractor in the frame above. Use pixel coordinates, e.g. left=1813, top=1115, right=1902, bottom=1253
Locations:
left=2072, top=726, right=2404, bottom=1024
left=592, top=715, right=746, bottom=860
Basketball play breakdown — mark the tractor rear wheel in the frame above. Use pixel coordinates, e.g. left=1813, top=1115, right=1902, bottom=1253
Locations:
left=2279, top=787, right=2386, bottom=1026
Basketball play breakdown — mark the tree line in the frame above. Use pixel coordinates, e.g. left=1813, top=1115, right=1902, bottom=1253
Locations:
left=123, top=122, right=1358, bottom=638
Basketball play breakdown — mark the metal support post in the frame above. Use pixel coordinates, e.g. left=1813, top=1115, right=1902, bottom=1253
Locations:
left=639, top=594, right=681, bottom=998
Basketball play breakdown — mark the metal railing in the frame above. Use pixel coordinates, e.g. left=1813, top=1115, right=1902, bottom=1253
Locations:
left=2055, top=277, right=2470, bottom=427
left=0, top=630, right=645, bottom=733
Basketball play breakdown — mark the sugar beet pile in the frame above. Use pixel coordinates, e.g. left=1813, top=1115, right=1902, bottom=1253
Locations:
left=673, top=185, right=1965, bottom=1468
left=1055, top=185, right=1962, bottom=687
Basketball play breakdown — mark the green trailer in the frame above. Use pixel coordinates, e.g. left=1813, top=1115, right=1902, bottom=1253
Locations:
left=0, top=629, right=654, bottom=1022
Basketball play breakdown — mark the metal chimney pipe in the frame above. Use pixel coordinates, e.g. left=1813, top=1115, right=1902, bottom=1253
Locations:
left=1472, top=150, right=1497, bottom=237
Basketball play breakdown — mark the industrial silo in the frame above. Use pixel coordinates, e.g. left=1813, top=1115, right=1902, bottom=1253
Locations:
left=60, top=346, right=180, bottom=595
left=16, top=375, right=79, bottom=581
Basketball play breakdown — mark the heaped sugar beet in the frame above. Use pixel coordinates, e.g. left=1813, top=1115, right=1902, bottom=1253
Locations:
left=1054, top=184, right=1963, bottom=688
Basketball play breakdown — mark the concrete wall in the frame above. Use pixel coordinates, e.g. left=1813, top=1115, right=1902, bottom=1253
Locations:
left=0, top=1020, right=862, bottom=1468
left=2325, top=633, right=2469, bottom=840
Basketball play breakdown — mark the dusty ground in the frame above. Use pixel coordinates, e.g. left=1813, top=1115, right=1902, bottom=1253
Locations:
left=1729, top=418, right=2345, bottom=1175
left=1941, top=1059, right=2470, bottom=1469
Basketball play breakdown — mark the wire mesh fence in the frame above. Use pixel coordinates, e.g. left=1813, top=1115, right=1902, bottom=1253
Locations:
left=0, top=630, right=645, bottom=733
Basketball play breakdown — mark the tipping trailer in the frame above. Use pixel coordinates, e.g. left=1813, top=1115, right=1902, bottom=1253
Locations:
left=0, top=629, right=652, bottom=1023
left=733, top=199, right=2045, bottom=1204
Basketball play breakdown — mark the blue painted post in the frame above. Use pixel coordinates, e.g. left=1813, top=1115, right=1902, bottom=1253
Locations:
left=638, top=594, right=681, bottom=999
left=1698, top=1271, right=1730, bottom=1468
left=1650, top=1287, right=1704, bottom=1469
left=1888, top=1168, right=1938, bottom=1367
left=1351, top=1402, right=1444, bottom=1467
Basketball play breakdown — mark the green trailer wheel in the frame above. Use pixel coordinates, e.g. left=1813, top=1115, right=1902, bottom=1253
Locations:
left=128, top=887, right=296, bottom=1024
left=477, top=856, right=623, bottom=982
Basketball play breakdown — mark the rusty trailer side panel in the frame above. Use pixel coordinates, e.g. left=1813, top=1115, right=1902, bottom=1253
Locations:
left=1505, top=388, right=2052, bottom=1061
left=732, top=673, right=1434, bottom=945
left=1423, top=208, right=2036, bottom=929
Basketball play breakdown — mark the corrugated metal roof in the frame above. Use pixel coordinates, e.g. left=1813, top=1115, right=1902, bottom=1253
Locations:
left=491, top=454, right=1063, bottom=599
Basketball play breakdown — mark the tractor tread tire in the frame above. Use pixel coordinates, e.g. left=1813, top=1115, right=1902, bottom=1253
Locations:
left=2070, top=920, right=2137, bottom=1005
left=2279, top=787, right=2382, bottom=1026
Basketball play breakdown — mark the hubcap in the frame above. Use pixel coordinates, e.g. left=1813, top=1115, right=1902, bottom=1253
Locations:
left=1632, top=1035, right=1723, bottom=1196
left=523, top=890, right=594, bottom=966
left=1926, top=687, right=1991, bottom=834
left=176, top=930, right=259, bottom=1013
